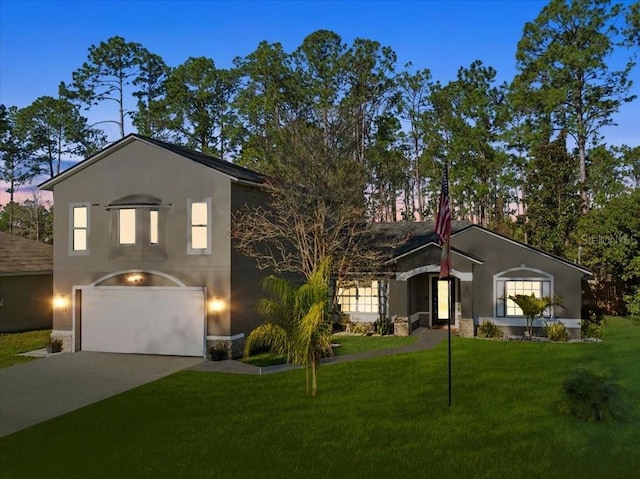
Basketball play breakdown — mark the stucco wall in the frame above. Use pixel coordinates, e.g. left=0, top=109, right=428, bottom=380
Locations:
left=229, top=184, right=273, bottom=336
left=50, top=140, right=235, bottom=341
left=0, top=274, right=52, bottom=332
left=452, top=228, right=586, bottom=320
left=388, top=279, right=408, bottom=318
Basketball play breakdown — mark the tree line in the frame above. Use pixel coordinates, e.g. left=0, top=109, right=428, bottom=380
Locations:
left=1, top=0, right=638, bottom=298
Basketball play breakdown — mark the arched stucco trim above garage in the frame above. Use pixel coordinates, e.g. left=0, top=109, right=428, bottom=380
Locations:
left=90, top=269, right=187, bottom=287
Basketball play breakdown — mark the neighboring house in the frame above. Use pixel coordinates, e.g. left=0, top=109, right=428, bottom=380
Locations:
left=0, top=232, right=53, bottom=332
left=40, top=134, right=268, bottom=358
left=337, top=222, right=592, bottom=339
left=40, top=134, right=591, bottom=357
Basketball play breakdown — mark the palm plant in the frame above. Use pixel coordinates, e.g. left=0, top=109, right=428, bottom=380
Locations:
left=244, top=258, right=334, bottom=396
left=508, top=293, right=563, bottom=337
left=244, top=275, right=299, bottom=363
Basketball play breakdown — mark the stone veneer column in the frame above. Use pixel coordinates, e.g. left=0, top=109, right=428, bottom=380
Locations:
left=458, top=318, right=475, bottom=338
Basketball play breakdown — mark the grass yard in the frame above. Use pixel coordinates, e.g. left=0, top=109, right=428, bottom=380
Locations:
left=241, top=334, right=418, bottom=366
left=331, top=333, right=418, bottom=355
left=1, top=318, right=639, bottom=478
left=0, top=329, right=51, bottom=369
left=241, top=351, right=288, bottom=367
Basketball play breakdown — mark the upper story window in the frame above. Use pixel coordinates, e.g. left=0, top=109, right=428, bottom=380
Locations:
left=69, top=203, right=90, bottom=255
left=188, top=198, right=211, bottom=255
left=106, top=195, right=167, bottom=260
left=119, top=209, right=136, bottom=245
left=150, top=210, right=159, bottom=245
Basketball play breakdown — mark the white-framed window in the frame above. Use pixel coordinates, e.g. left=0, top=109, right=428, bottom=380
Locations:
left=496, top=279, right=551, bottom=317
left=188, top=198, right=211, bottom=254
left=337, top=280, right=379, bottom=313
left=150, top=210, right=159, bottom=245
left=69, top=203, right=90, bottom=255
left=119, top=209, right=136, bottom=245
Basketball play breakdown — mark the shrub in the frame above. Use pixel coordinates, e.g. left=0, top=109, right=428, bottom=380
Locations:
left=350, top=321, right=373, bottom=335
left=373, top=316, right=394, bottom=335
left=559, top=367, right=628, bottom=422
left=581, top=314, right=607, bottom=339
left=624, top=286, right=640, bottom=320
left=545, top=321, right=569, bottom=342
left=332, top=312, right=351, bottom=333
left=585, top=321, right=607, bottom=339
left=477, top=320, right=502, bottom=339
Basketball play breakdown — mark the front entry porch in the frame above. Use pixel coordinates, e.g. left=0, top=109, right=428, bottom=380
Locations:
left=388, top=265, right=473, bottom=331
left=406, top=273, right=459, bottom=329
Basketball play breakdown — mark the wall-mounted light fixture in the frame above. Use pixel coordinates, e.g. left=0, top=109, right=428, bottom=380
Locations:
left=208, top=297, right=225, bottom=315
left=53, top=294, right=68, bottom=312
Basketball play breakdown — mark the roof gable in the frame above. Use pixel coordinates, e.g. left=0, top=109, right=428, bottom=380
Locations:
left=39, top=134, right=266, bottom=190
left=373, top=220, right=472, bottom=258
left=383, top=222, right=591, bottom=275
left=452, top=224, right=592, bottom=275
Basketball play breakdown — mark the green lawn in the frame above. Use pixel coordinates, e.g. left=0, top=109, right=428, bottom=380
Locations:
left=1, top=318, right=639, bottom=478
left=240, top=351, right=288, bottom=367
left=0, top=329, right=51, bottom=369
left=331, top=333, right=418, bottom=355
left=241, top=334, right=418, bottom=366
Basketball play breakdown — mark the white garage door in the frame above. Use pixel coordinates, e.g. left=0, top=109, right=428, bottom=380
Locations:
left=82, top=287, right=205, bottom=357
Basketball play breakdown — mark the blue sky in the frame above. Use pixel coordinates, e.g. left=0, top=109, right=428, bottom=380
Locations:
left=1, top=0, right=638, bottom=145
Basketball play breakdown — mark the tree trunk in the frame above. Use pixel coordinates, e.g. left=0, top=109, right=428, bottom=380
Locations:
left=311, top=360, right=318, bottom=397
left=8, top=184, right=14, bottom=233
left=57, top=136, right=62, bottom=176
left=578, top=139, right=588, bottom=213
left=119, top=76, right=125, bottom=138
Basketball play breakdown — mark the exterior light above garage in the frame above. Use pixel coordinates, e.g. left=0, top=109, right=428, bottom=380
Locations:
left=127, top=273, right=144, bottom=284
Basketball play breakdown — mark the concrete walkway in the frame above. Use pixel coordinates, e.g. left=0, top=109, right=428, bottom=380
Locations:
left=0, top=352, right=204, bottom=438
left=189, top=327, right=449, bottom=375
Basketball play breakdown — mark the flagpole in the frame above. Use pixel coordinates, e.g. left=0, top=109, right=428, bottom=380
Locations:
left=436, top=162, right=452, bottom=407
left=448, top=273, right=452, bottom=407
left=448, top=217, right=452, bottom=407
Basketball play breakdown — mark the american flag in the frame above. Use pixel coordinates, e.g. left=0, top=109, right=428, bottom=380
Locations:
left=435, top=165, right=451, bottom=279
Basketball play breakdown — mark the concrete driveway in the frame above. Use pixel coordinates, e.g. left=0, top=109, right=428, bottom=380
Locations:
left=0, top=352, right=204, bottom=437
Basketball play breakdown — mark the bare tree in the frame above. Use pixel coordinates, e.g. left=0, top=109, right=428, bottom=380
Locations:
left=233, top=118, right=396, bottom=283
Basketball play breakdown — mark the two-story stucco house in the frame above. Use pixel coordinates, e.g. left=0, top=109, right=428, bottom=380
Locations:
left=40, top=134, right=268, bottom=358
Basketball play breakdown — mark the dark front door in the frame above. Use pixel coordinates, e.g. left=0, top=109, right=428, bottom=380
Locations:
left=431, top=277, right=454, bottom=325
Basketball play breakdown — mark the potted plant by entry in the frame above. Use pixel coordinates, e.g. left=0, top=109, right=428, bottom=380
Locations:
left=46, top=337, right=63, bottom=353
left=209, top=343, right=228, bottom=361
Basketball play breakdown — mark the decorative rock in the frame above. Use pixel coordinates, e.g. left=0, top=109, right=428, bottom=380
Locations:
left=582, top=337, right=603, bottom=343
left=393, top=317, right=409, bottom=337
left=458, top=318, right=474, bottom=338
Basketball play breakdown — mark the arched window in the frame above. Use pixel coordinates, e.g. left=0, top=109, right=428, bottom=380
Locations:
left=494, top=267, right=553, bottom=318
left=106, top=194, right=169, bottom=260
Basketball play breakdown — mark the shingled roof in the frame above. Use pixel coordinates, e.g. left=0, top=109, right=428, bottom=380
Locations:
left=371, top=220, right=474, bottom=258
left=0, top=232, right=53, bottom=274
